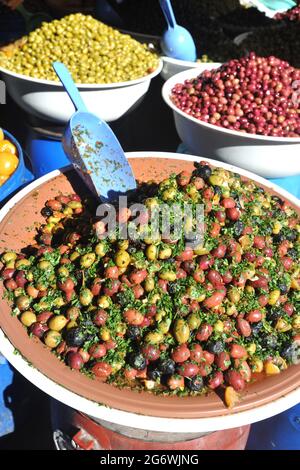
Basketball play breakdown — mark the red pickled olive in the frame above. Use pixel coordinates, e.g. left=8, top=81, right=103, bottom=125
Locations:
left=59, top=245, right=69, bottom=255
left=208, top=370, right=224, bottom=389
left=103, top=279, right=121, bottom=296
left=227, top=239, right=238, bottom=256
left=137, top=210, right=149, bottom=226
left=46, top=199, right=62, bottom=211
left=92, top=362, right=112, bottom=379
left=171, top=344, right=190, bottom=363
left=278, top=241, right=289, bottom=258
left=1, top=268, right=15, bottom=280
left=203, top=289, right=226, bottom=309
left=210, top=222, right=221, bottom=238
left=78, top=348, right=90, bottom=363
left=193, top=177, right=205, bottom=190
left=176, top=247, right=194, bottom=261
left=182, top=261, right=195, bottom=274
left=198, top=255, right=214, bottom=271
left=56, top=341, right=67, bottom=356
left=207, top=269, right=224, bottom=289
left=215, top=210, right=226, bottom=223
left=91, top=278, right=102, bottom=296
left=258, top=294, right=269, bottom=307
left=124, top=368, right=138, bottom=380
left=226, top=370, right=245, bottom=391
left=67, top=352, right=84, bottom=370
left=105, top=266, right=119, bottom=279
left=168, top=375, right=185, bottom=390
left=226, top=207, right=241, bottom=220
left=129, top=269, right=147, bottom=284
left=132, top=284, right=144, bottom=299
left=70, top=194, right=81, bottom=202
left=264, top=247, right=273, bottom=258
left=198, top=364, right=212, bottom=377
left=89, top=343, right=107, bottom=359
left=30, top=322, right=49, bottom=338
left=93, top=309, right=108, bottom=326
left=94, top=221, right=106, bottom=236
left=246, top=309, right=262, bottom=323
left=120, top=274, right=132, bottom=287
left=189, top=300, right=200, bottom=312
left=193, top=269, right=205, bottom=283
left=196, top=324, right=213, bottom=341
left=250, top=276, right=269, bottom=289
left=5, top=279, right=17, bottom=290
left=243, top=226, right=253, bottom=235
left=223, top=320, right=233, bottom=334
left=234, top=359, right=252, bottom=382
left=104, top=340, right=117, bottom=350
left=230, top=344, right=248, bottom=359
left=244, top=252, right=256, bottom=262
left=211, top=244, right=227, bottom=259
left=203, top=187, right=214, bottom=200
left=176, top=268, right=187, bottom=279
left=253, top=235, right=266, bottom=249
left=177, top=170, right=191, bottom=186
left=56, top=195, right=70, bottom=204
left=58, top=278, right=75, bottom=292
left=142, top=344, right=160, bottom=361
left=283, top=302, right=294, bottom=316
left=136, top=368, right=148, bottom=379
left=237, top=318, right=252, bottom=337
left=36, top=311, right=53, bottom=323
left=255, top=255, right=265, bottom=267
left=189, top=343, right=203, bottom=363
left=203, top=350, right=215, bottom=365
left=158, top=279, right=168, bottom=292
left=117, top=207, right=131, bottom=223
left=15, top=270, right=27, bottom=288
left=223, top=271, right=233, bottom=284
left=204, top=201, right=213, bottom=214
left=65, top=290, right=74, bottom=302
left=221, top=197, right=236, bottom=208
left=123, top=308, right=144, bottom=326
left=140, top=316, right=151, bottom=328
left=60, top=257, right=71, bottom=265
left=215, top=352, right=231, bottom=371
left=146, top=305, right=157, bottom=318
left=282, top=257, right=293, bottom=270
left=177, top=362, right=199, bottom=378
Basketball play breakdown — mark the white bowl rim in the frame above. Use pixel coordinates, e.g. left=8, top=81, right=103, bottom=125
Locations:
left=162, top=56, right=222, bottom=68
left=0, top=150, right=300, bottom=433
left=0, top=59, right=163, bottom=89
left=162, top=67, right=300, bottom=143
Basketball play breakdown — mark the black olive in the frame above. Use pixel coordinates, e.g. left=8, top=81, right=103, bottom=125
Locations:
left=286, top=230, right=297, bottom=242
left=127, top=246, right=137, bottom=254
left=214, top=186, right=222, bottom=196
left=41, top=207, right=53, bottom=217
left=185, top=232, right=201, bottom=245
left=168, top=282, right=178, bottom=295
left=287, top=248, right=297, bottom=260
left=207, top=340, right=225, bottom=354
left=185, top=375, right=204, bottom=392
left=74, top=269, right=83, bottom=282
left=271, top=195, right=283, bottom=206
left=260, top=334, right=278, bottom=349
left=126, top=326, right=141, bottom=340
left=278, top=283, right=288, bottom=294
left=281, top=344, right=295, bottom=362
left=234, top=221, right=244, bottom=237
left=257, top=187, right=265, bottom=194
left=65, top=327, right=86, bottom=347
left=194, top=164, right=212, bottom=181
left=251, top=322, right=263, bottom=336
left=147, top=367, right=162, bottom=381
left=157, top=358, right=175, bottom=375
left=266, top=308, right=283, bottom=322
left=273, top=233, right=284, bottom=244
left=127, top=353, right=146, bottom=370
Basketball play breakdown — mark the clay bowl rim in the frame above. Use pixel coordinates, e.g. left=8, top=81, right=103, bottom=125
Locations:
left=0, top=152, right=299, bottom=433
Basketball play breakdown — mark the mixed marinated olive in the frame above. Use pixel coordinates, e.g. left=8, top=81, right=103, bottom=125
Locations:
left=1, top=162, right=300, bottom=408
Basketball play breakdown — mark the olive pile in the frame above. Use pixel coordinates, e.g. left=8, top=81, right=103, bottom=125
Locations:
left=1, top=162, right=300, bottom=409
left=0, top=13, right=159, bottom=84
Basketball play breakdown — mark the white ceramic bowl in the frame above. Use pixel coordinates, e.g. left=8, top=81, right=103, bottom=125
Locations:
left=0, top=151, right=300, bottom=433
left=161, top=56, right=222, bottom=81
left=162, top=68, right=300, bottom=178
left=0, top=61, right=162, bottom=124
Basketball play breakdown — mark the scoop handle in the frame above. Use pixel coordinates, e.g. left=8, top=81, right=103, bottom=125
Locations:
left=52, top=62, right=88, bottom=112
left=159, top=0, right=177, bottom=28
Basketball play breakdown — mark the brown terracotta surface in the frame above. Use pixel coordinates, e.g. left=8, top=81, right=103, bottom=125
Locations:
left=0, top=157, right=299, bottom=419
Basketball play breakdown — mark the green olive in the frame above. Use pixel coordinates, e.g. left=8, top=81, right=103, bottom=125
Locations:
left=115, top=250, right=130, bottom=268
left=20, top=311, right=36, bottom=327
left=173, top=319, right=190, bottom=344
left=95, top=242, right=107, bottom=257
left=158, top=247, right=172, bottom=260
left=38, top=260, right=51, bottom=271
left=79, top=288, right=93, bottom=306
left=80, top=252, right=96, bottom=269
left=15, top=258, right=31, bottom=270
left=44, top=330, right=62, bottom=348
left=16, top=295, right=31, bottom=311
left=159, top=270, right=177, bottom=282
left=187, top=312, right=201, bottom=330
left=144, top=276, right=155, bottom=292
left=1, top=252, right=17, bottom=264
left=48, top=314, right=68, bottom=332
left=144, top=331, right=164, bottom=344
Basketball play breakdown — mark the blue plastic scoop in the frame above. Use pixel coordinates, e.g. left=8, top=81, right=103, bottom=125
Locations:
left=159, top=0, right=197, bottom=62
left=52, top=62, right=136, bottom=202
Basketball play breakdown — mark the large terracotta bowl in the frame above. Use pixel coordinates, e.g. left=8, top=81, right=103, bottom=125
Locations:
left=0, top=152, right=299, bottom=433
